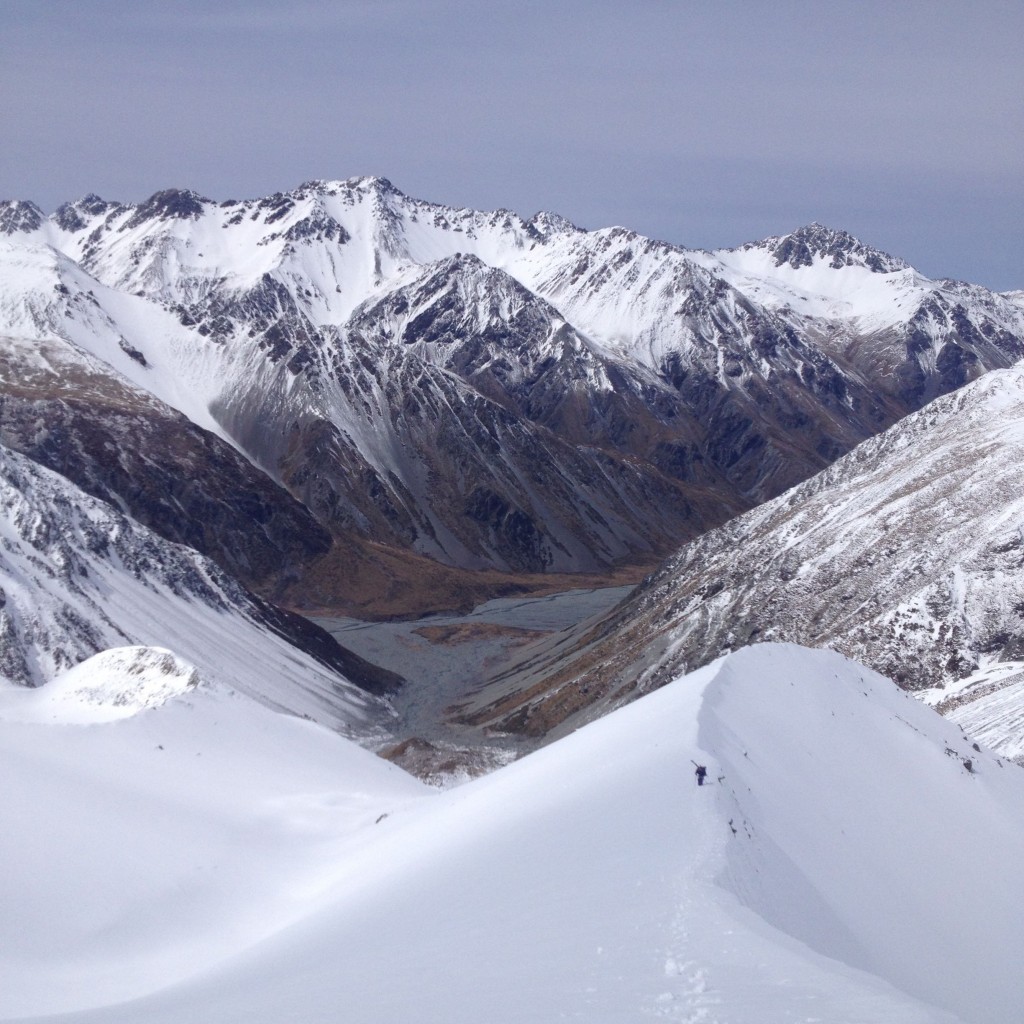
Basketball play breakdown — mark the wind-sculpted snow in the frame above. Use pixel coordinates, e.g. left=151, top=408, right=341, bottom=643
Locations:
left=0, top=442, right=392, bottom=737
left=2, top=644, right=1020, bottom=1022
left=696, top=646, right=1024, bottom=1023
left=0, top=659, right=426, bottom=1017
left=3, top=178, right=1021, bottom=601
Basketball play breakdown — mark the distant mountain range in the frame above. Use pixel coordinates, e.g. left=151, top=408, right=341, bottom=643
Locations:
left=2, top=178, right=1024, bottom=758
left=3, top=179, right=1022, bottom=618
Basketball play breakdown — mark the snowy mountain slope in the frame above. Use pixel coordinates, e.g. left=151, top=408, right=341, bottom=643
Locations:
left=3, top=644, right=1020, bottom=1023
left=502, top=223, right=908, bottom=502
left=4, top=180, right=1020, bottom=605
left=316, top=253, right=746, bottom=569
left=693, top=224, right=1024, bottom=408
left=504, top=217, right=1024, bottom=430
left=452, top=366, right=1024, bottom=759
left=0, top=236, right=231, bottom=438
left=1, top=200, right=740, bottom=577
left=0, top=333, right=335, bottom=597
left=0, top=441, right=395, bottom=731
left=0, top=647, right=425, bottom=1016
left=0, top=239, right=618, bottom=610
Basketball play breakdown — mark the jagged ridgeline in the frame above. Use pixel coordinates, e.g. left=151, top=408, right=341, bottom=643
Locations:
left=2, top=179, right=1023, bottom=615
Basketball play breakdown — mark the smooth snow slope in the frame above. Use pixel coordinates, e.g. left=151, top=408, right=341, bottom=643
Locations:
left=4, top=643, right=1022, bottom=1024
left=0, top=650, right=427, bottom=1016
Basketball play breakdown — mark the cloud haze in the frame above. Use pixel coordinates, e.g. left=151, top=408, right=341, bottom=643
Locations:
left=2, top=0, right=1020, bottom=288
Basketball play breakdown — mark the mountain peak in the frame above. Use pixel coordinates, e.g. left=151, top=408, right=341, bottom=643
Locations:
left=52, top=194, right=125, bottom=232
left=527, top=210, right=580, bottom=239
left=340, top=175, right=400, bottom=197
left=0, top=199, right=45, bottom=235
left=757, top=222, right=907, bottom=274
left=123, top=188, right=212, bottom=229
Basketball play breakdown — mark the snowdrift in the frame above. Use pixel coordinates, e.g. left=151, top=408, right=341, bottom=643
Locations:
left=0, top=648, right=200, bottom=724
left=3, top=643, right=1022, bottom=1023
left=0, top=669, right=426, bottom=1017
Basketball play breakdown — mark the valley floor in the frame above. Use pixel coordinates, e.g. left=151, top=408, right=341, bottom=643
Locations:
left=314, top=585, right=635, bottom=778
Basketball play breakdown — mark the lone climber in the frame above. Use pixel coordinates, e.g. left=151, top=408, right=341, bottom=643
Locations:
left=694, top=764, right=707, bottom=786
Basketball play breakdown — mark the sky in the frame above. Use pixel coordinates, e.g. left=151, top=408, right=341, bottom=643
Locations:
left=1, top=0, right=1020, bottom=290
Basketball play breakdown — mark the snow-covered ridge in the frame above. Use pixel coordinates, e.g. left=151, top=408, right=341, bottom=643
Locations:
left=2, top=643, right=1020, bottom=1022
left=6, top=179, right=1021, bottom=388
left=5, top=180, right=1017, bottom=350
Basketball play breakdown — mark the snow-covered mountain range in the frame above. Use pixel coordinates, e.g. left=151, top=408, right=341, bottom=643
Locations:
left=3, top=643, right=1021, bottom=1022
left=4, top=179, right=1023, bottom=613
left=4, top=176, right=1024, bottom=749
left=4, top=178, right=1024, bottom=1022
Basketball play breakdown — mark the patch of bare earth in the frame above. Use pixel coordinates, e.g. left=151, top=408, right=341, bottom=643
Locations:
left=412, top=623, right=550, bottom=646
left=378, top=737, right=516, bottom=786
left=280, top=537, right=652, bottom=621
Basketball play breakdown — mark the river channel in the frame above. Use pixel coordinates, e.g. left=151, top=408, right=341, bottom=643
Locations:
left=313, top=585, right=634, bottom=772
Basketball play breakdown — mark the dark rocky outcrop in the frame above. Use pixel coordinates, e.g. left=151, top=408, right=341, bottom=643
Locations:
left=0, top=341, right=331, bottom=597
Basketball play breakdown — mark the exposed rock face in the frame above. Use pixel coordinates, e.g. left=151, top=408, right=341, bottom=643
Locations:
left=1, top=179, right=1022, bottom=615
left=758, top=222, right=909, bottom=273
left=122, top=188, right=211, bottom=229
left=0, top=200, right=45, bottom=235
left=0, top=336, right=332, bottom=597
left=0, top=440, right=396, bottom=729
left=448, top=369, right=1024, bottom=758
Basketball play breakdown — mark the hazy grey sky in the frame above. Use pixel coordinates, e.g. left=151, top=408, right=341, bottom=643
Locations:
left=2, top=0, right=1020, bottom=288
